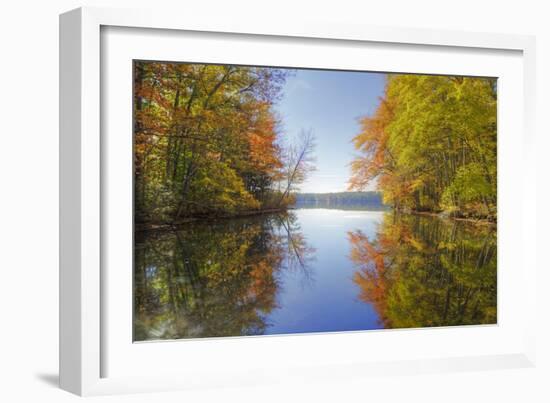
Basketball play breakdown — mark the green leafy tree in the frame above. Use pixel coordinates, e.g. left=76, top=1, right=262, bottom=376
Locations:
left=349, top=75, right=497, bottom=220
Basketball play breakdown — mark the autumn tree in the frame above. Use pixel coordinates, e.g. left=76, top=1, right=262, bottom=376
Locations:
left=133, top=62, right=297, bottom=224
left=349, top=75, right=497, bottom=220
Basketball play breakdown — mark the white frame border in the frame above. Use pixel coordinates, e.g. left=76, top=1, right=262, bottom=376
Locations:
left=59, top=6, right=537, bottom=396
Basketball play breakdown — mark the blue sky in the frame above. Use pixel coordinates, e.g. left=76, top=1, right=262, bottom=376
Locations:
left=274, top=69, right=386, bottom=193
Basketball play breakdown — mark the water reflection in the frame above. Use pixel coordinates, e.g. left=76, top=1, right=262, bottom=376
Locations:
left=348, top=213, right=497, bottom=329
left=134, top=212, right=314, bottom=341
left=134, top=209, right=497, bottom=341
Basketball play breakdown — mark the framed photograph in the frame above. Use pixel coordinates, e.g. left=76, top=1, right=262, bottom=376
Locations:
left=60, top=6, right=537, bottom=396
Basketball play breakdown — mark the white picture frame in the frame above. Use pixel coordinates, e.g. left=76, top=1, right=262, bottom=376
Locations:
left=60, top=6, right=537, bottom=396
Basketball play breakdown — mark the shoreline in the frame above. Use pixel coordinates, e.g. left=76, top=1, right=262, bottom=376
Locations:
left=405, top=209, right=497, bottom=226
left=136, top=205, right=497, bottom=232
left=135, top=207, right=290, bottom=232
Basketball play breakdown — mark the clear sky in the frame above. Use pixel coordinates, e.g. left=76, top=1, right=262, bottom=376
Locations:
left=274, top=68, right=386, bottom=193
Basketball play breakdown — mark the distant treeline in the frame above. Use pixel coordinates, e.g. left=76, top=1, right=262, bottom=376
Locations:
left=294, top=191, right=385, bottom=207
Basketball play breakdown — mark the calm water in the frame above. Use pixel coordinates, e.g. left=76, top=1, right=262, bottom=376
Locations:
left=134, top=208, right=497, bottom=341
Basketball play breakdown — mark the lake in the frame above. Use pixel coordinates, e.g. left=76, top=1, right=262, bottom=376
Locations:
left=134, top=208, right=497, bottom=341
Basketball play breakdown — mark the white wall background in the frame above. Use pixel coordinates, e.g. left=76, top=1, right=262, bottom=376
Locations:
left=1, top=0, right=548, bottom=401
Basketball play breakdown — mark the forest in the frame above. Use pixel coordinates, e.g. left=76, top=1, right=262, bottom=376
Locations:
left=134, top=62, right=315, bottom=225
left=294, top=191, right=384, bottom=207
left=135, top=63, right=497, bottom=224
left=133, top=65, right=498, bottom=339
left=348, top=75, right=497, bottom=221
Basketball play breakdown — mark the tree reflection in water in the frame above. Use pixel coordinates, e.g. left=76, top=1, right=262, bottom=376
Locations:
left=134, top=211, right=314, bottom=341
left=135, top=209, right=497, bottom=341
left=348, top=213, right=497, bottom=329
